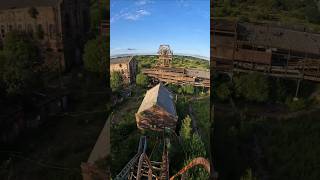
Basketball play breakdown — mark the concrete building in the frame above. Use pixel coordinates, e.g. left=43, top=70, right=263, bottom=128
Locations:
left=110, top=56, right=138, bottom=84
left=0, top=0, right=90, bottom=70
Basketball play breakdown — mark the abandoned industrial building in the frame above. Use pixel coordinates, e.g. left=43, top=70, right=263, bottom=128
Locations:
left=110, top=56, right=138, bottom=84
left=0, top=0, right=90, bottom=70
left=143, top=45, right=210, bottom=87
left=135, top=83, right=178, bottom=131
left=213, top=19, right=320, bottom=82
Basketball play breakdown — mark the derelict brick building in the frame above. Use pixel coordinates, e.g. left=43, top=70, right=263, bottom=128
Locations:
left=135, top=83, right=178, bottom=131
left=0, top=0, right=90, bottom=70
left=110, top=56, right=138, bottom=84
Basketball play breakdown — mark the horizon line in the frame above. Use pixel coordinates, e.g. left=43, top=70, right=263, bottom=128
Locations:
left=110, top=52, right=210, bottom=61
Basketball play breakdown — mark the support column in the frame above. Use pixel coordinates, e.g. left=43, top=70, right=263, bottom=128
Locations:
left=294, top=79, right=301, bottom=100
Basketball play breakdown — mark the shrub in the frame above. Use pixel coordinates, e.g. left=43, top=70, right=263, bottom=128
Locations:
left=182, top=85, right=194, bottom=95
left=216, top=83, right=231, bottom=101
left=136, top=73, right=149, bottom=87
left=110, top=71, right=122, bottom=92
left=285, top=97, right=306, bottom=111
left=234, top=73, right=269, bottom=102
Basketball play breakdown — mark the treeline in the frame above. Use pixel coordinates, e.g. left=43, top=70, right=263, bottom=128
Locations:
left=214, top=0, right=320, bottom=25
left=213, top=73, right=318, bottom=111
left=135, top=55, right=210, bottom=70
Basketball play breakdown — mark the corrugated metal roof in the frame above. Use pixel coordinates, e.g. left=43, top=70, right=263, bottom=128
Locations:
left=0, top=0, right=60, bottom=10
left=240, top=23, right=320, bottom=55
left=137, top=83, right=177, bottom=117
left=186, top=69, right=210, bottom=79
left=110, top=56, right=133, bottom=64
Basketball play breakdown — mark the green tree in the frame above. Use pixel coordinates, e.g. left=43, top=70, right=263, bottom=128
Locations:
left=0, top=31, right=42, bottom=95
left=305, top=3, right=320, bottom=24
left=234, top=73, right=269, bottom=102
left=285, top=97, right=306, bottom=111
left=216, top=83, right=231, bottom=101
left=110, top=71, right=122, bottom=92
left=180, top=115, right=192, bottom=140
left=83, top=37, right=107, bottom=74
left=182, top=85, right=194, bottom=95
left=136, top=73, right=149, bottom=87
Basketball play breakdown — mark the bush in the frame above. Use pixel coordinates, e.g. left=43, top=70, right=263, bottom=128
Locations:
left=216, top=83, right=231, bottom=101
left=234, top=73, right=269, bottom=102
left=136, top=73, right=149, bottom=87
left=285, top=97, right=306, bottom=111
left=180, top=116, right=192, bottom=140
left=83, top=38, right=107, bottom=74
left=110, top=71, right=122, bottom=92
left=182, top=85, right=194, bottom=95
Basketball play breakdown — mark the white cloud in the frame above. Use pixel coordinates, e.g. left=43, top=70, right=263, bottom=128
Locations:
left=135, top=0, right=153, bottom=6
left=111, top=9, right=151, bottom=23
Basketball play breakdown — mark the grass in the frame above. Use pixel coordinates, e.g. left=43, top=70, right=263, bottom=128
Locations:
left=213, top=74, right=320, bottom=180
left=192, top=96, right=210, bottom=148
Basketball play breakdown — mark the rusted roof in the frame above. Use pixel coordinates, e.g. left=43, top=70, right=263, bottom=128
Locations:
left=137, top=83, right=177, bottom=117
left=239, top=23, right=320, bottom=55
left=0, top=0, right=60, bottom=10
left=110, top=56, right=133, bottom=64
left=186, top=69, right=210, bottom=79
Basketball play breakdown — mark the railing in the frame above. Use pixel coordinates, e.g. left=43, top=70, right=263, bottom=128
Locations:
left=114, top=136, right=147, bottom=180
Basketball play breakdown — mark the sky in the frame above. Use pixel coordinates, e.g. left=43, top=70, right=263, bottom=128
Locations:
left=110, top=0, right=210, bottom=59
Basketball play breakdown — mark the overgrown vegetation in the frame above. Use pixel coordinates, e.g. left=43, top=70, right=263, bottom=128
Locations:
left=214, top=0, right=320, bottom=31
left=179, top=116, right=209, bottom=179
left=136, top=73, right=149, bottom=87
left=213, top=73, right=320, bottom=180
left=213, top=73, right=316, bottom=111
left=83, top=38, right=107, bottom=75
left=135, top=55, right=209, bottom=71
left=0, top=31, right=42, bottom=96
left=110, top=71, right=123, bottom=92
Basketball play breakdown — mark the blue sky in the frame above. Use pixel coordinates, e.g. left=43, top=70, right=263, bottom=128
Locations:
left=110, top=0, right=210, bottom=59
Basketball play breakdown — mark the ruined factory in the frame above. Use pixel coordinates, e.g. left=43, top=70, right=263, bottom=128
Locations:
left=143, top=45, right=210, bottom=88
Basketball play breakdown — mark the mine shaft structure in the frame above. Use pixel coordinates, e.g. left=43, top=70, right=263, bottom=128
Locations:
left=114, top=136, right=211, bottom=180
left=158, top=45, right=173, bottom=67
left=142, top=45, right=210, bottom=88
left=212, top=19, right=320, bottom=96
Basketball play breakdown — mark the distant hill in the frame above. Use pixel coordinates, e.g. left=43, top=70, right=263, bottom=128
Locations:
left=110, top=53, right=210, bottom=61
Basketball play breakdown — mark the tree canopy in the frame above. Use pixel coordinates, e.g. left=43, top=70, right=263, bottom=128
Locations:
left=110, top=71, right=122, bottom=92
left=136, top=73, right=149, bottom=87
left=0, top=31, right=42, bottom=95
left=234, top=73, right=269, bottom=102
left=83, top=37, right=107, bottom=74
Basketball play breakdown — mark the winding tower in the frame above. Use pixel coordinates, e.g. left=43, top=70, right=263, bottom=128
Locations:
left=158, top=45, right=173, bottom=67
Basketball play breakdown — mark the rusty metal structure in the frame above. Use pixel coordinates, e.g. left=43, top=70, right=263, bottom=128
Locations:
left=158, top=45, right=173, bottom=67
left=115, top=136, right=211, bottom=180
left=142, top=45, right=210, bottom=88
left=212, top=19, right=320, bottom=82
